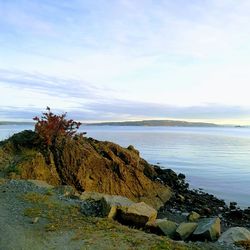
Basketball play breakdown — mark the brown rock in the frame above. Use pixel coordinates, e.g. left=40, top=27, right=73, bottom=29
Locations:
left=116, top=202, right=157, bottom=227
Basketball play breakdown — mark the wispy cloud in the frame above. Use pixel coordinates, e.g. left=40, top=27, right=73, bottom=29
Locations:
left=1, top=1, right=250, bottom=123
left=1, top=69, right=249, bottom=122
left=0, top=69, right=109, bottom=100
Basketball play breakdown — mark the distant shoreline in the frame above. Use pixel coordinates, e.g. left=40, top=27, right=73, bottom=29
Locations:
left=0, top=122, right=34, bottom=126
left=86, top=119, right=222, bottom=127
left=0, top=120, right=247, bottom=128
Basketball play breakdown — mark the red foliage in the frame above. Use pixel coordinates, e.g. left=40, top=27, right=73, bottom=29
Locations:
left=33, top=107, right=82, bottom=146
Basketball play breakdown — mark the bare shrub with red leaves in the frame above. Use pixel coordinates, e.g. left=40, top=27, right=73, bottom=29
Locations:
left=33, top=107, right=82, bottom=146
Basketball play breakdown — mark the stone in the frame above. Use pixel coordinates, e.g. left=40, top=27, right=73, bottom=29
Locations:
left=27, top=179, right=54, bottom=189
left=218, top=227, right=250, bottom=245
left=187, top=211, right=200, bottom=222
left=79, top=192, right=134, bottom=218
left=146, top=219, right=178, bottom=238
left=107, top=206, right=118, bottom=219
left=230, top=202, right=237, bottom=210
left=116, top=202, right=157, bottom=227
left=192, top=217, right=221, bottom=241
left=80, top=199, right=106, bottom=217
left=228, top=209, right=244, bottom=220
left=32, top=217, right=39, bottom=224
left=176, top=222, right=198, bottom=240
left=177, top=194, right=185, bottom=202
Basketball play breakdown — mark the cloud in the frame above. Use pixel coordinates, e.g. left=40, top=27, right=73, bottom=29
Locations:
left=1, top=98, right=250, bottom=122
left=1, top=1, right=250, bottom=123
left=84, top=100, right=250, bottom=120
left=0, top=68, right=109, bottom=100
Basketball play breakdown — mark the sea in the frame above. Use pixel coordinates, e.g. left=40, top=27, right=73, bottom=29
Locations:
left=1, top=124, right=250, bottom=208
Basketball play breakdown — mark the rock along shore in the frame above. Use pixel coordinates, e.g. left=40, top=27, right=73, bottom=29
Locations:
left=0, top=130, right=250, bottom=249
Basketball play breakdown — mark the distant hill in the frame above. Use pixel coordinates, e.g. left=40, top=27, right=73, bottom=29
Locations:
left=87, top=120, right=220, bottom=127
left=0, top=121, right=34, bottom=126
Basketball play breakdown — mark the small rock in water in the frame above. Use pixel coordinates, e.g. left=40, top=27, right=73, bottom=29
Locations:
left=230, top=202, right=237, bottom=210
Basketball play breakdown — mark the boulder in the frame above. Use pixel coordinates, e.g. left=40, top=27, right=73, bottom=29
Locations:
left=116, top=202, right=157, bottom=227
left=146, top=219, right=178, bottom=238
left=79, top=199, right=106, bottom=217
left=218, top=227, right=250, bottom=245
left=192, top=217, right=221, bottom=241
left=187, top=211, right=200, bottom=222
left=176, top=222, right=198, bottom=240
left=79, top=192, right=134, bottom=218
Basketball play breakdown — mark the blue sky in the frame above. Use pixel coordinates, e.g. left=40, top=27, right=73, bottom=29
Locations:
left=1, top=0, right=250, bottom=124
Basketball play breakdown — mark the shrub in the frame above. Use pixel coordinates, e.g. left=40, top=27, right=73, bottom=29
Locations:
left=33, top=107, right=83, bottom=147
left=5, top=161, right=20, bottom=175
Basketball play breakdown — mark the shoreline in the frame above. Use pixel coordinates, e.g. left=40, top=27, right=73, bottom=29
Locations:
left=0, top=129, right=249, bottom=229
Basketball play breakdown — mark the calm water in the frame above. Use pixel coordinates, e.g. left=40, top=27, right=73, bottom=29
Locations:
left=1, top=125, right=250, bottom=208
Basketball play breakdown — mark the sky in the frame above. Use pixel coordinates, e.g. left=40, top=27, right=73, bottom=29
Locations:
left=1, top=0, right=250, bottom=124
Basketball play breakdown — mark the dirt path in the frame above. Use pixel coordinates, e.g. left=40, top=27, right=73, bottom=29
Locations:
left=0, top=179, right=85, bottom=250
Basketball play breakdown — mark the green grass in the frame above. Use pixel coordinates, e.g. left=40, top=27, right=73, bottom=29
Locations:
left=4, top=161, right=21, bottom=175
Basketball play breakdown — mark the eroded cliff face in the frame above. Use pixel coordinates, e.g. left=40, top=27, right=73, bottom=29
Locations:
left=0, top=131, right=171, bottom=209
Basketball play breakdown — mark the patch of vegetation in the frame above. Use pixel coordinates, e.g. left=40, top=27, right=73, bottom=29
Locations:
left=23, top=192, right=49, bottom=203
left=4, top=161, right=21, bottom=175
left=33, top=107, right=83, bottom=147
left=1, top=130, right=38, bottom=150
left=24, top=207, right=42, bottom=217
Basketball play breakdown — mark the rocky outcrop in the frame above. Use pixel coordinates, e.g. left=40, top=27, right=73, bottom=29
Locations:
left=0, top=131, right=171, bottom=209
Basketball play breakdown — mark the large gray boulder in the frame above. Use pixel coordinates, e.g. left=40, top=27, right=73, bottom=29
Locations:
left=218, top=227, right=250, bottom=245
left=79, top=191, right=134, bottom=218
left=116, top=202, right=157, bottom=227
left=146, top=219, right=178, bottom=238
left=176, top=222, right=198, bottom=240
left=192, top=217, right=221, bottom=241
